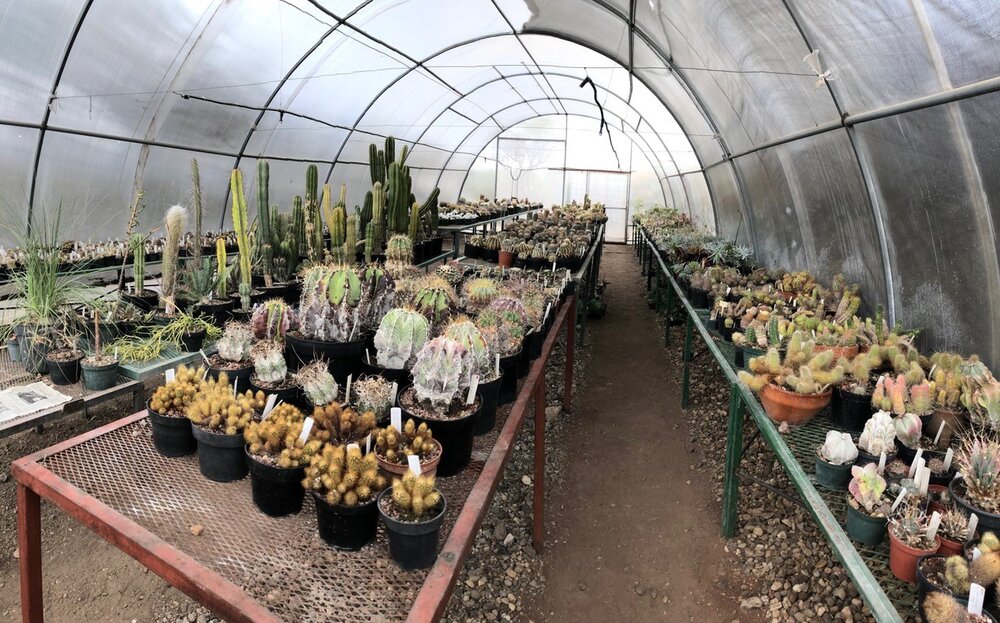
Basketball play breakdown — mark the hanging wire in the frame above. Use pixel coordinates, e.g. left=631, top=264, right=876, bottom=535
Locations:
left=579, top=76, right=622, bottom=170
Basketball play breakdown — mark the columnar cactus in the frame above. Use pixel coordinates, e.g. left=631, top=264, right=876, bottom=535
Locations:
left=191, top=159, right=203, bottom=264
left=230, top=169, right=253, bottom=310
left=250, top=298, right=298, bottom=341
left=252, top=340, right=287, bottom=385
left=364, top=221, right=375, bottom=265
left=298, top=264, right=364, bottom=342
left=386, top=234, right=413, bottom=264
left=217, top=322, right=254, bottom=363
left=257, top=160, right=273, bottom=285
left=372, top=181, right=386, bottom=254
left=130, top=233, right=146, bottom=292
left=345, top=213, right=358, bottom=261
left=295, top=361, right=339, bottom=407
left=305, top=164, right=323, bottom=262
left=292, top=196, right=306, bottom=257
left=161, top=205, right=186, bottom=312
left=215, top=238, right=227, bottom=300
left=410, top=336, right=471, bottom=412
left=408, top=202, right=421, bottom=243
left=374, top=308, right=430, bottom=370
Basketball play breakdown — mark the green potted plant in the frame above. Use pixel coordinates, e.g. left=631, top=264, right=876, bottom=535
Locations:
left=888, top=503, right=940, bottom=583
left=158, top=310, right=220, bottom=352
left=378, top=472, right=446, bottom=569
left=44, top=324, right=83, bottom=385
left=244, top=402, right=319, bottom=516
left=80, top=309, right=118, bottom=391
left=410, top=275, right=457, bottom=329
left=250, top=340, right=299, bottom=405
left=250, top=299, right=298, bottom=342
left=121, top=232, right=157, bottom=311
left=373, top=418, right=442, bottom=480
left=444, top=316, right=501, bottom=435
left=182, top=257, right=233, bottom=327
left=371, top=307, right=429, bottom=385
left=185, top=372, right=264, bottom=482
left=815, top=430, right=858, bottom=489
left=951, top=433, right=1000, bottom=532
left=846, top=462, right=890, bottom=545
left=147, top=364, right=204, bottom=456
left=207, top=322, right=254, bottom=392
left=302, top=443, right=388, bottom=550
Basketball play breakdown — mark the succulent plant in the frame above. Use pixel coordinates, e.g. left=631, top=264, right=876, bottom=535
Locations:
left=216, top=322, right=253, bottom=363
left=373, top=307, right=430, bottom=370
left=386, top=234, right=413, bottom=264
left=894, top=412, right=922, bottom=449
left=922, top=591, right=971, bottom=623
left=185, top=373, right=266, bottom=434
left=359, top=264, right=396, bottom=331
left=311, top=401, right=377, bottom=445
left=956, top=433, right=1000, bottom=513
left=148, top=364, right=206, bottom=416
left=302, top=444, right=388, bottom=507
left=160, top=205, right=187, bottom=312
left=375, top=419, right=436, bottom=465
left=858, top=411, right=896, bottom=456
left=738, top=332, right=844, bottom=395
left=295, top=361, right=339, bottom=407
left=410, top=336, right=471, bottom=412
left=464, top=278, right=499, bottom=310
left=819, top=430, right=857, bottom=465
left=411, top=276, right=457, bottom=327
left=487, top=296, right=528, bottom=328
left=942, top=555, right=971, bottom=594
left=475, top=308, right=525, bottom=357
left=889, top=502, right=934, bottom=548
left=250, top=299, right=298, bottom=341
left=352, top=375, right=394, bottom=420
left=251, top=340, right=287, bottom=385
left=299, top=264, right=364, bottom=342
left=849, top=463, right=887, bottom=514
left=443, top=316, right=495, bottom=381
left=938, top=508, right=971, bottom=543
left=390, top=472, right=443, bottom=520
left=435, top=261, right=464, bottom=286
left=244, top=403, right=324, bottom=468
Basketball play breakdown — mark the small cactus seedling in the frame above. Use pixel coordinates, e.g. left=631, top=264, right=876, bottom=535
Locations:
left=295, top=361, right=339, bottom=407
left=302, top=444, right=388, bottom=507
left=390, top=472, right=443, bottom=520
left=375, top=419, right=437, bottom=465
left=216, top=322, right=253, bottom=363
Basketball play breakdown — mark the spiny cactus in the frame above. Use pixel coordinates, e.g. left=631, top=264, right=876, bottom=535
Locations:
left=487, top=296, right=529, bottom=327
left=435, top=261, right=464, bottom=286
left=214, top=238, right=228, bottom=300
left=375, top=419, right=436, bottom=465
left=408, top=202, right=421, bottom=243
left=149, top=364, right=206, bottom=416
left=311, top=401, right=377, bottom=445
left=295, top=361, right=339, bottom=407
left=230, top=169, right=253, bottom=310
left=345, top=213, right=358, bottom=261
left=250, top=298, right=298, bottom=341
left=353, top=375, right=394, bottom=420
left=130, top=233, right=146, bottom=292
left=256, top=160, right=272, bottom=285
left=364, top=221, right=375, bottom=265
left=410, top=336, right=471, bottom=412
left=956, top=434, right=1000, bottom=512
left=943, top=555, right=971, bottom=595
left=390, top=472, right=442, bottom=520
left=737, top=331, right=843, bottom=394
left=443, top=316, right=493, bottom=381
left=374, top=307, right=430, bottom=370
left=302, top=444, right=387, bottom=507
left=292, top=195, right=306, bottom=257
left=360, top=264, right=396, bottom=332
left=217, top=322, right=254, bottom=363
left=244, top=403, right=324, bottom=468
left=298, top=264, right=364, bottom=342
left=372, top=181, right=386, bottom=254
left=191, top=159, right=203, bottom=264
left=161, top=205, right=186, bottom=312
left=921, top=592, right=965, bottom=623
left=464, top=278, right=499, bottom=310
left=185, top=373, right=266, bottom=434
left=411, top=276, right=457, bottom=327
left=475, top=308, right=525, bottom=357
left=386, top=234, right=413, bottom=264
left=305, top=164, right=323, bottom=262
left=251, top=340, right=287, bottom=385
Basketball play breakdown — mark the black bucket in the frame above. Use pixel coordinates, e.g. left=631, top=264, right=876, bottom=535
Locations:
left=378, top=488, right=446, bottom=570
left=249, top=375, right=305, bottom=410
left=246, top=449, right=306, bottom=517
left=147, top=402, right=196, bottom=457
left=285, top=332, right=366, bottom=385
left=46, top=354, right=82, bottom=385
left=401, top=397, right=479, bottom=477
left=498, top=352, right=520, bottom=405
left=831, top=386, right=874, bottom=433
left=209, top=363, right=253, bottom=393
left=313, top=492, right=379, bottom=551
left=192, top=425, right=248, bottom=482
left=180, top=329, right=207, bottom=353
left=473, top=375, right=502, bottom=436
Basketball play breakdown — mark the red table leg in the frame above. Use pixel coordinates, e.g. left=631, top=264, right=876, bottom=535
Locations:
left=533, top=379, right=545, bottom=553
left=18, top=483, right=43, bottom=623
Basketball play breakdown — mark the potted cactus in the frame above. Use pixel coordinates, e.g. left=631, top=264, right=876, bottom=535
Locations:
left=310, top=400, right=377, bottom=446
left=888, top=503, right=941, bottom=583
left=444, top=316, right=501, bottom=435
left=951, top=433, right=1000, bottom=532
left=147, top=364, right=205, bottom=457
left=244, top=402, right=319, bottom=516
left=373, top=419, right=442, bottom=480
left=121, top=232, right=158, bottom=311
left=398, top=336, right=480, bottom=476
left=921, top=591, right=996, bottom=623
left=846, top=463, right=890, bottom=545
left=815, top=431, right=858, bottom=489
left=295, top=361, right=340, bottom=408
left=463, top=277, right=499, bottom=312
left=937, top=507, right=976, bottom=558
left=187, top=248, right=234, bottom=327
left=250, top=299, right=298, bottom=342
left=856, top=411, right=897, bottom=465
left=737, top=331, right=844, bottom=425
left=302, top=444, right=389, bottom=550
left=207, top=322, right=254, bottom=392
left=352, top=374, right=395, bottom=424
left=498, top=238, right=516, bottom=268
left=370, top=307, right=430, bottom=385
left=81, top=309, right=118, bottom=391
left=250, top=340, right=300, bottom=406
left=928, top=352, right=976, bottom=447
left=476, top=308, right=526, bottom=405
left=377, top=472, right=446, bottom=569
left=185, top=372, right=265, bottom=482
left=44, top=328, right=84, bottom=386
left=915, top=554, right=970, bottom=615
left=410, top=275, right=457, bottom=329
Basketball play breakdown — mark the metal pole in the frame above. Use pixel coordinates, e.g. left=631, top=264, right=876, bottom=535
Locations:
left=681, top=314, right=693, bottom=408
left=18, top=484, right=43, bottom=623
left=564, top=295, right=576, bottom=411
left=721, top=389, right=746, bottom=538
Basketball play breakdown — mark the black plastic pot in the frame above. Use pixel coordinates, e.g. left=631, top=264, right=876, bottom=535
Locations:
left=359, top=358, right=412, bottom=387
left=400, top=391, right=480, bottom=477
left=473, top=375, right=502, bottom=436
left=831, top=386, right=874, bottom=433
left=528, top=327, right=544, bottom=361
left=814, top=454, right=852, bottom=489
left=208, top=362, right=253, bottom=393
left=498, top=351, right=520, bottom=405
left=192, top=425, right=248, bottom=482
left=517, top=337, right=532, bottom=378
left=121, top=290, right=158, bottom=311
left=81, top=359, right=118, bottom=391
left=6, top=337, right=20, bottom=363
left=246, top=449, right=306, bottom=517
left=249, top=375, right=304, bottom=409
left=464, top=243, right=481, bottom=259
left=22, top=337, right=49, bottom=374
left=951, top=479, right=1000, bottom=532
left=378, top=488, right=446, bottom=570
left=284, top=332, right=366, bottom=384
left=46, top=352, right=82, bottom=385
left=192, top=299, right=234, bottom=328
left=846, top=502, right=887, bottom=546
left=855, top=446, right=895, bottom=468
left=313, top=492, right=379, bottom=551
left=737, top=345, right=767, bottom=371
left=147, top=401, right=196, bottom=457
left=690, top=287, right=710, bottom=309
left=179, top=329, right=207, bottom=353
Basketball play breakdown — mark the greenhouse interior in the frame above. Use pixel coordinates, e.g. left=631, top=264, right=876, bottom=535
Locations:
left=0, top=1, right=998, bottom=622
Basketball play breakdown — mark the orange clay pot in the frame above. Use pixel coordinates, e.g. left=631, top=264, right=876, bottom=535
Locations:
left=888, top=529, right=940, bottom=584
left=759, top=383, right=832, bottom=426
left=813, top=344, right=859, bottom=360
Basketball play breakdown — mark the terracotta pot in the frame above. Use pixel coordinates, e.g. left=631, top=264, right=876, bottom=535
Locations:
left=498, top=250, right=514, bottom=268
left=888, top=529, right=940, bottom=583
left=375, top=438, right=442, bottom=481
left=813, top=344, right=859, bottom=360
left=928, top=407, right=967, bottom=448
left=759, top=383, right=832, bottom=426
left=938, top=535, right=966, bottom=558
left=927, top=484, right=948, bottom=515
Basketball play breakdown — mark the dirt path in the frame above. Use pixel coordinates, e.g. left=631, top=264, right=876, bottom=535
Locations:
left=525, top=245, right=746, bottom=623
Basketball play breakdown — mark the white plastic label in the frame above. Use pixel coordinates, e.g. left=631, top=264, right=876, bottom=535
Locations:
left=877, top=452, right=886, bottom=475
left=262, top=394, right=278, bottom=419
left=466, top=375, right=479, bottom=405
left=968, top=514, right=980, bottom=540
left=890, top=489, right=907, bottom=512
left=919, top=466, right=931, bottom=495
left=407, top=454, right=422, bottom=477
left=551, top=260, right=557, bottom=272
left=929, top=364, right=937, bottom=379
left=390, top=407, right=402, bottom=432
left=345, top=374, right=352, bottom=404
left=298, top=417, right=314, bottom=444
left=495, top=354, right=501, bottom=376
left=114, top=347, right=118, bottom=361
left=199, top=349, right=210, bottom=365
left=933, top=421, right=945, bottom=445
left=974, top=547, right=983, bottom=561
left=944, top=448, right=954, bottom=471
left=544, top=302, right=551, bottom=323
left=347, top=442, right=359, bottom=453
left=165, top=368, right=175, bottom=383
left=969, top=584, right=985, bottom=616
left=366, top=349, right=372, bottom=365
left=202, top=367, right=209, bottom=380
left=925, top=511, right=941, bottom=541
left=365, top=433, right=371, bottom=454
left=908, top=449, right=924, bottom=479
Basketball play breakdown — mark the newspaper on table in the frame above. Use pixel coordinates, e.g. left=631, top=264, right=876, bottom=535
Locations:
left=0, top=382, right=72, bottom=425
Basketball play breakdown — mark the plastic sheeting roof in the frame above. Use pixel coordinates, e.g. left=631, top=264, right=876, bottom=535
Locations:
left=0, top=0, right=998, bottom=366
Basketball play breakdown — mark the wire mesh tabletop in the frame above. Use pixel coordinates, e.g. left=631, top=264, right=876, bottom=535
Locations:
left=37, top=410, right=509, bottom=623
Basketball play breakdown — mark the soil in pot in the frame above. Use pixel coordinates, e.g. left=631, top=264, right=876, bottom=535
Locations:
left=889, top=528, right=940, bottom=583
left=473, top=375, right=502, bottom=436
left=313, top=492, right=379, bottom=551
left=191, top=425, right=248, bottom=482
left=398, top=386, right=480, bottom=477
left=831, top=385, right=873, bottom=433
left=179, top=329, right=207, bottom=352
left=814, top=451, right=853, bottom=489
left=46, top=348, right=83, bottom=385
left=147, top=400, right=196, bottom=457
left=498, top=351, right=520, bottom=405
left=378, top=488, right=446, bottom=570
left=81, top=355, right=118, bottom=391
left=207, top=354, right=254, bottom=393
left=759, top=383, right=831, bottom=426
left=916, top=554, right=966, bottom=620
left=846, top=499, right=888, bottom=546
left=375, top=438, right=442, bottom=481
left=246, top=449, right=306, bottom=517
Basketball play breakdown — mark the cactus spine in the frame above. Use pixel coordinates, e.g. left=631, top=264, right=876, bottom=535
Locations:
left=230, top=169, right=253, bottom=311
left=408, top=201, right=421, bottom=243
left=215, top=238, right=227, bottom=300
left=161, top=205, right=186, bottom=314
left=190, top=159, right=203, bottom=264
left=257, top=160, right=273, bottom=287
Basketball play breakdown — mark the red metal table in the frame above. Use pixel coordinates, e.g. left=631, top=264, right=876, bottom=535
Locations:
left=13, top=296, right=575, bottom=623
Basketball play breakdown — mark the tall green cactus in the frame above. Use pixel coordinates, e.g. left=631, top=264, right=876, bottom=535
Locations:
left=364, top=221, right=375, bottom=265
left=215, top=238, right=227, bottom=300
left=372, top=181, right=386, bottom=255
left=257, top=160, right=273, bottom=286
left=191, top=159, right=203, bottom=264
left=305, top=164, right=323, bottom=262
left=408, top=201, right=421, bottom=243
left=292, top=195, right=306, bottom=257
left=345, top=213, right=357, bottom=262
left=130, top=233, right=146, bottom=293
left=230, top=169, right=253, bottom=311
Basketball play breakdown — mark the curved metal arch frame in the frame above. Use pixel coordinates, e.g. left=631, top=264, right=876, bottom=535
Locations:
left=451, top=112, right=671, bottom=210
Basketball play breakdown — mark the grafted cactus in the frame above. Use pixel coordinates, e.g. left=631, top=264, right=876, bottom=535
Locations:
left=295, top=361, right=339, bottom=407
left=411, top=336, right=471, bottom=412
left=298, top=265, right=364, bottom=342
left=411, top=276, right=457, bottom=327
left=252, top=340, right=287, bottom=385
left=217, top=322, right=253, bottom=363
left=858, top=411, right=896, bottom=456
left=374, top=308, right=430, bottom=370
left=250, top=298, right=298, bottom=341
left=443, top=316, right=493, bottom=381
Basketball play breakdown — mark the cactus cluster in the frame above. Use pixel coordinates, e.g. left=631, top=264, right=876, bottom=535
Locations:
left=251, top=299, right=298, bottom=342
left=185, top=372, right=266, bottom=434
left=374, top=307, right=430, bottom=370
left=251, top=340, right=288, bottom=385
left=738, top=332, right=844, bottom=395
left=244, top=403, right=323, bottom=468
left=858, top=411, right=896, bottom=456
left=302, top=444, right=388, bottom=507
left=311, top=401, right=377, bottom=445
left=149, top=365, right=205, bottom=416
left=390, top=472, right=443, bottom=520
left=871, top=373, right=932, bottom=415
left=229, top=169, right=253, bottom=310
left=352, top=375, right=394, bottom=420
left=922, top=591, right=990, bottom=623
left=375, top=419, right=437, bottom=465
left=295, top=361, right=339, bottom=407
left=217, top=322, right=253, bottom=363
left=410, top=336, right=472, bottom=412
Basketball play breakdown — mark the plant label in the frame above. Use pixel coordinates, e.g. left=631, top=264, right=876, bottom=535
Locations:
left=969, top=584, right=985, bottom=616
left=495, top=354, right=501, bottom=376
left=544, top=302, right=551, bottom=323
left=390, top=382, right=399, bottom=406
left=925, top=511, right=941, bottom=541
left=390, top=407, right=402, bottom=432
left=551, top=260, right=556, bottom=272
left=114, top=347, right=118, bottom=361
left=929, top=363, right=937, bottom=379
left=919, top=466, right=930, bottom=495
left=726, top=286, right=731, bottom=296
left=944, top=448, right=954, bottom=471
left=365, top=433, right=371, bottom=454
left=345, top=374, right=352, bottom=404
left=968, top=514, right=980, bottom=540
left=298, top=417, right=314, bottom=445
left=466, top=375, right=479, bottom=405
left=407, top=454, right=422, bottom=477
left=233, top=379, right=239, bottom=397
left=202, top=367, right=209, bottom=380
left=199, top=349, right=210, bottom=365
left=974, top=547, right=983, bottom=561
left=877, top=452, right=886, bottom=475
left=890, top=489, right=907, bottom=512
left=262, top=394, right=277, bottom=418
left=347, top=442, right=359, bottom=453
left=908, top=449, right=924, bottom=479
left=165, top=368, right=175, bottom=383
left=934, top=421, right=946, bottom=445
left=366, top=349, right=372, bottom=365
